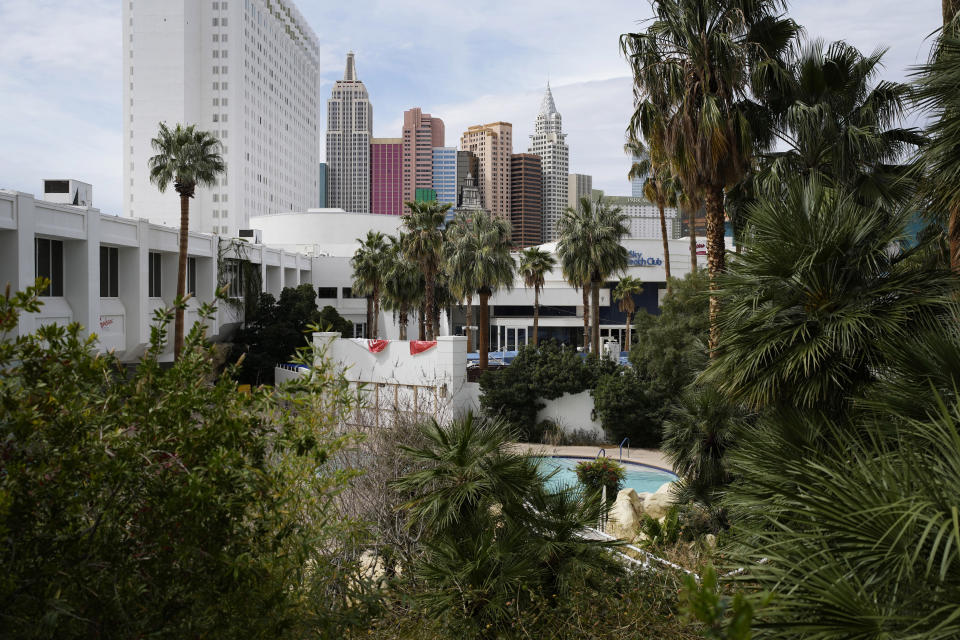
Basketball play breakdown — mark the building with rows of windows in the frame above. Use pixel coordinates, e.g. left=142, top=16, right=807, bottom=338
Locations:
left=123, top=0, right=321, bottom=237
left=528, top=84, right=569, bottom=243
left=1, top=184, right=318, bottom=361
left=326, top=52, right=373, bottom=213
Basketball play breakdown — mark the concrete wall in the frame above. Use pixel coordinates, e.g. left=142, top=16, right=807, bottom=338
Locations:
left=309, top=332, right=471, bottom=425
left=536, top=391, right=604, bottom=439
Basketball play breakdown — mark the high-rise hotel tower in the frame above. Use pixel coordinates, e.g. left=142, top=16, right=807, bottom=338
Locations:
left=326, top=52, right=373, bottom=213
left=528, top=83, right=569, bottom=242
left=460, top=122, right=513, bottom=220
left=123, top=0, right=321, bottom=236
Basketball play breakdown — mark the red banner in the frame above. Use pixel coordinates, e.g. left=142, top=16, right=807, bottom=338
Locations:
left=409, top=340, right=437, bottom=355
left=368, top=340, right=389, bottom=353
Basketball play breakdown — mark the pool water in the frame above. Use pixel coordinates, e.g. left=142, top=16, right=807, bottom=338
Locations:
left=537, top=456, right=676, bottom=495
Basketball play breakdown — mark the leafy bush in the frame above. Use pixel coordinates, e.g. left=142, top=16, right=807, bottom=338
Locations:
left=574, top=458, right=626, bottom=503
left=392, top=415, right=625, bottom=637
left=592, top=368, right=663, bottom=447
left=479, top=340, right=616, bottom=439
left=317, top=304, right=354, bottom=337
left=0, top=283, right=368, bottom=637
left=629, top=270, right=710, bottom=426
left=639, top=505, right=681, bottom=549
left=230, top=283, right=335, bottom=385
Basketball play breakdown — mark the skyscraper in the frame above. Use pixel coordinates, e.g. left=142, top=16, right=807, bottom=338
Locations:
left=326, top=52, right=373, bottom=212
left=456, top=150, right=478, bottom=207
left=432, top=147, right=457, bottom=210
left=370, top=138, right=402, bottom=215
left=528, top=84, right=569, bottom=242
left=567, top=173, right=593, bottom=211
left=318, top=163, right=327, bottom=207
left=123, top=0, right=321, bottom=235
left=460, top=122, right=513, bottom=220
left=402, top=108, right=444, bottom=204
left=510, top=154, right=543, bottom=248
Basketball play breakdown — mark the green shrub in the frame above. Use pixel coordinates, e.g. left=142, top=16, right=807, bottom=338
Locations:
left=0, top=282, right=369, bottom=637
left=639, top=505, right=681, bottom=549
left=574, top=458, right=626, bottom=503
left=479, top=340, right=616, bottom=439
left=592, top=368, right=663, bottom=447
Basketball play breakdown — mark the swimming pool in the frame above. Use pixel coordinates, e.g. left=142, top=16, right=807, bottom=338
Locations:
left=537, top=456, right=677, bottom=495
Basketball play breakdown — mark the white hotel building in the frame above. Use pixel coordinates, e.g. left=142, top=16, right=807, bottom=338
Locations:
left=1, top=174, right=710, bottom=361
left=123, top=0, right=321, bottom=236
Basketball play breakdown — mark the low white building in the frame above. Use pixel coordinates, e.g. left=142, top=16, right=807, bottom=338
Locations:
left=1, top=186, right=317, bottom=362
left=251, top=209, right=710, bottom=352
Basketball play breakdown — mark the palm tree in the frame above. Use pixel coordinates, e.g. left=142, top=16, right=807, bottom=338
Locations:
left=612, top=276, right=643, bottom=351
left=704, top=178, right=956, bottom=416
left=677, top=185, right=702, bottom=271
left=758, top=39, right=923, bottom=207
left=626, top=138, right=675, bottom=293
left=402, top=201, right=451, bottom=340
left=444, top=210, right=515, bottom=370
left=148, top=123, right=224, bottom=359
left=392, top=414, right=623, bottom=635
left=621, top=0, right=799, bottom=351
left=444, top=212, right=475, bottom=351
left=915, top=18, right=960, bottom=272
left=518, top=247, right=555, bottom=347
left=382, top=234, right=422, bottom=340
left=557, top=196, right=629, bottom=358
left=350, top=231, right=388, bottom=339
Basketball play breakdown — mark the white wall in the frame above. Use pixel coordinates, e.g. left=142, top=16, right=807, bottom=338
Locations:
left=310, top=332, right=472, bottom=424
left=536, top=391, right=604, bottom=439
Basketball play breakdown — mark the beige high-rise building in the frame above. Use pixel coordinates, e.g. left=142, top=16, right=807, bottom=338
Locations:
left=568, top=173, right=593, bottom=211
left=402, top=108, right=445, bottom=204
left=459, top=122, right=512, bottom=220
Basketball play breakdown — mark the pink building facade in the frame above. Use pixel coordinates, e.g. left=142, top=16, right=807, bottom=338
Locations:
left=370, top=138, right=402, bottom=215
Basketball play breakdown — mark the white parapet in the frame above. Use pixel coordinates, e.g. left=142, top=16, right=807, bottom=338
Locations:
left=310, top=332, right=471, bottom=425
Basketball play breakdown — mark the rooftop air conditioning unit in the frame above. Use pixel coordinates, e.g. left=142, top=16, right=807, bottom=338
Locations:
left=237, top=229, right=262, bottom=243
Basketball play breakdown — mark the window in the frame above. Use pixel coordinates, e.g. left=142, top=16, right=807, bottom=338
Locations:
left=148, top=252, right=162, bottom=297
left=100, top=246, right=119, bottom=297
left=187, top=257, right=197, bottom=296
left=34, top=238, right=64, bottom=297
left=317, top=286, right=337, bottom=298
left=224, top=259, right=243, bottom=297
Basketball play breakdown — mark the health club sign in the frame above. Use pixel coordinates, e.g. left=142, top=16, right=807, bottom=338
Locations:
left=627, top=250, right=663, bottom=267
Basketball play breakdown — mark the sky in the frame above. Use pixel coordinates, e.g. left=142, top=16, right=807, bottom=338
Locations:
left=0, top=0, right=944, bottom=217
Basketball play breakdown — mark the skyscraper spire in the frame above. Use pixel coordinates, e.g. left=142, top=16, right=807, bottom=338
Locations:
left=344, top=51, right=357, bottom=82
left=539, top=82, right=558, bottom=116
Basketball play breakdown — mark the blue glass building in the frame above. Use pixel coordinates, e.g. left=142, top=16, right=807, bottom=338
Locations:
left=432, top=147, right=458, bottom=211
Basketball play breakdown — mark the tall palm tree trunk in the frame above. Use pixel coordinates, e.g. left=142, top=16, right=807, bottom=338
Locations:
left=372, top=287, right=380, bottom=339
left=582, top=285, right=590, bottom=352
left=399, top=303, right=408, bottom=340
left=465, top=296, right=473, bottom=352
left=174, top=193, right=190, bottom=360
left=624, top=312, right=631, bottom=351
left=532, top=286, right=540, bottom=347
left=365, top=297, right=373, bottom=339
left=704, top=184, right=727, bottom=354
left=418, top=304, right=426, bottom=340
left=945, top=0, right=960, bottom=24
left=590, top=278, right=601, bottom=359
left=424, top=267, right=435, bottom=340
left=688, top=206, right=698, bottom=271
left=478, top=291, right=490, bottom=370
left=658, top=202, right=672, bottom=294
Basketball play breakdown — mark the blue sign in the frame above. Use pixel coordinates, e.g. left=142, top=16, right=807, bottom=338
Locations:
left=627, top=250, right=663, bottom=267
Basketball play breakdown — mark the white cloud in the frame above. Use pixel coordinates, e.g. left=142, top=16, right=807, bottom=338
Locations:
left=0, top=0, right=946, bottom=213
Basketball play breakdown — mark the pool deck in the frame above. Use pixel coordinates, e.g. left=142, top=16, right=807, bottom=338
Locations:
left=512, top=443, right=673, bottom=474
